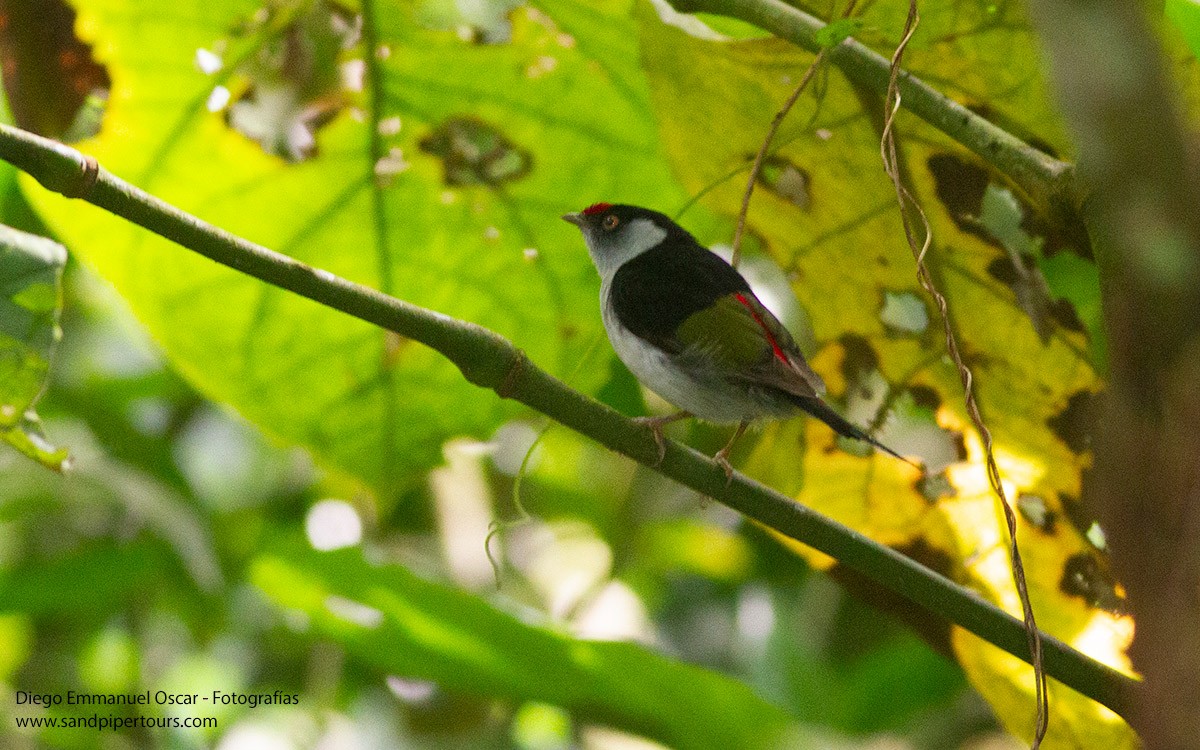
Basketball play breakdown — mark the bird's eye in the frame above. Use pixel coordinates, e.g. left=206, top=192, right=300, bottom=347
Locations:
left=602, top=214, right=620, bottom=231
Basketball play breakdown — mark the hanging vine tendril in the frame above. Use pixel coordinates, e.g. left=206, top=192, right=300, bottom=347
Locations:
left=878, top=2, right=1049, bottom=746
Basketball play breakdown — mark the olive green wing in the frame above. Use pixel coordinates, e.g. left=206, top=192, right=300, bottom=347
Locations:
left=673, top=291, right=826, bottom=398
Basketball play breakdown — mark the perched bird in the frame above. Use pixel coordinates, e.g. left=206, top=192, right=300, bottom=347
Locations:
left=563, top=202, right=913, bottom=477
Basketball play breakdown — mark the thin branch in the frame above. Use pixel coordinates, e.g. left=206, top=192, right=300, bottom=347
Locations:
left=667, top=0, right=1079, bottom=226
left=732, top=0, right=860, bottom=269
left=878, top=5, right=1048, bottom=746
left=731, top=47, right=828, bottom=268
left=0, top=123, right=1138, bottom=719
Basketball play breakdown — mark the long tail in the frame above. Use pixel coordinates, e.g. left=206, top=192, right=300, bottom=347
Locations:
left=792, top=395, right=921, bottom=469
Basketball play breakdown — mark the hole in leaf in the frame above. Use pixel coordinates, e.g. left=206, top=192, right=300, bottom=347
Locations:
left=0, top=0, right=110, bottom=141
left=415, top=0, right=521, bottom=44
left=918, top=473, right=955, bottom=502
left=374, top=147, right=410, bottom=185
left=879, top=290, right=929, bottom=335
left=1085, top=521, right=1108, bottom=551
left=978, top=184, right=1062, bottom=342
left=927, top=153, right=990, bottom=240
left=1058, top=488, right=1109, bottom=553
left=980, top=184, right=1042, bottom=257
left=837, top=338, right=958, bottom=471
left=224, top=0, right=359, bottom=161
left=837, top=334, right=879, bottom=382
left=930, top=151, right=1091, bottom=262
left=872, top=390, right=960, bottom=475
left=1017, top=493, right=1056, bottom=533
left=1047, top=389, right=1101, bottom=454
left=419, top=116, right=532, bottom=187
left=1059, top=552, right=1128, bottom=616
left=756, top=157, right=811, bottom=210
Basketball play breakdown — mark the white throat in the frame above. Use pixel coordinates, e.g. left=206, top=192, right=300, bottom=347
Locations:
left=588, top=217, right=667, bottom=281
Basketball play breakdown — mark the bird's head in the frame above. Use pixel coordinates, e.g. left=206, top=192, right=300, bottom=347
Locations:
left=563, top=203, right=683, bottom=278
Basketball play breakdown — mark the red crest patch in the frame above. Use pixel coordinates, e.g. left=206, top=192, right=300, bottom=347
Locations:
left=582, top=202, right=613, bottom=216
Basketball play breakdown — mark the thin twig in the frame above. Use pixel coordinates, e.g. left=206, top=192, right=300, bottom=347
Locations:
left=732, top=55, right=827, bottom=268
left=878, top=2, right=1049, bottom=746
left=731, top=1, right=857, bottom=268
left=485, top=336, right=605, bottom=586
left=485, top=419, right=547, bottom=587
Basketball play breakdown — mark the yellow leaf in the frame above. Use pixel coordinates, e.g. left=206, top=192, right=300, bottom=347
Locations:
left=639, top=2, right=1136, bottom=743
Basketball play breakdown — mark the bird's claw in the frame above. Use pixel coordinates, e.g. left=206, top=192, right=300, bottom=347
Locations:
left=712, top=420, right=747, bottom=486
left=713, top=450, right=735, bottom=485
left=633, top=416, right=668, bottom=466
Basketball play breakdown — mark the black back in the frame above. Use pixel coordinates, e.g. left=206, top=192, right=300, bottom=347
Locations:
left=609, top=225, right=751, bottom=350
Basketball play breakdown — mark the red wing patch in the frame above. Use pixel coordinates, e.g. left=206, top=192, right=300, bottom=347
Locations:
left=582, top=202, right=613, bottom=216
left=735, top=293, right=789, bottom=366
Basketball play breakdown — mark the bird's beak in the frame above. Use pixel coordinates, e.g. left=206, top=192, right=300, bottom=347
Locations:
left=561, top=212, right=584, bottom=226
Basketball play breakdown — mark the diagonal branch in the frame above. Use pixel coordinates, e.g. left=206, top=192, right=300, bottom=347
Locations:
left=0, top=122, right=1136, bottom=719
left=667, top=0, right=1080, bottom=227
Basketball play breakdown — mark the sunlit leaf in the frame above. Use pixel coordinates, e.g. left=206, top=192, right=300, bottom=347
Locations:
left=28, top=0, right=686, bottom=494
left=636, top=3, right=1135, bottom=745
left=11, top=0, right=1163, bottom=743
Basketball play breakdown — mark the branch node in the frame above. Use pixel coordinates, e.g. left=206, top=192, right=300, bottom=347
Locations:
left=61, top=154, right=100, bottom=200
left=495, top=348, right=530, bottom=400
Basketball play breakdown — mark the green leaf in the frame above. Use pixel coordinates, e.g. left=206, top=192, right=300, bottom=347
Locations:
left=1167, top=0, right=1200, bottom=61
left=0, top=541, right=166, bottom=616
left=251, top=537, right=800, bottom=750
left=814, top=18, right=863, bottom=49
left=1038, top=251, right=1106, bottom=368
left=0, top=224, right=65, bottom=421
left=0, top=223, right=68, bottom=469
left=0, top=412, right=70, bottom=471
left=27, top=0, right=685, bottom=494
left=0, top=614, right=33, bottom=680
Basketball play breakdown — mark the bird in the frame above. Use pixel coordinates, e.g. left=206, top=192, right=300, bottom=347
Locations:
left=562, top=202, right=915, bottom=479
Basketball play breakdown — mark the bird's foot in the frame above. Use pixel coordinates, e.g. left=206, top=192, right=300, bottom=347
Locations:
left=712, top=420, right=749, bottom=486
left=713, top=449, right=735, bottom=485
left=633, top=412, right=689, bottom=466
left=636, top=417, right=667, bottom=465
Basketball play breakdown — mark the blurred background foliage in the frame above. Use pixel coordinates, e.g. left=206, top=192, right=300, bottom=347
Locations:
left=3, top=0, right=1198, bottom=747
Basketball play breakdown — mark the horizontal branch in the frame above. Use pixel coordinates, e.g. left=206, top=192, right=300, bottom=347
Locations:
left=669, top=0, right=1080, bottom=224
left=0, top=123, right=1135, bottom=718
